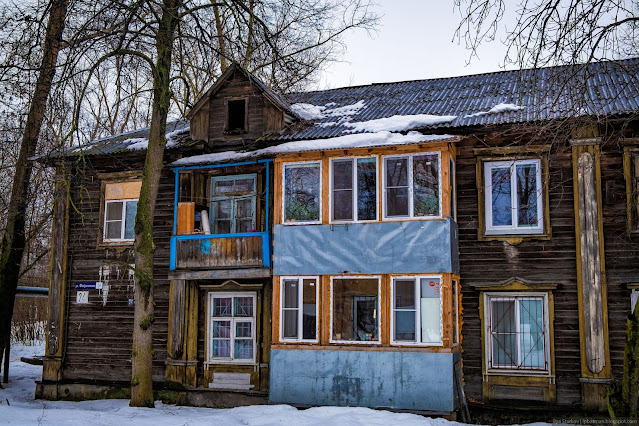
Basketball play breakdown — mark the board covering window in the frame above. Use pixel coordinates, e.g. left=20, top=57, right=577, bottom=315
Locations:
left=485, top=293, right=549, bottom=372
left=208, top=292, right=256, bottom=364
left=331, top=277, right=380, bottom=343
left=210, top=174, right=257, bottom=234
left=383, top=153, right=441, bottom=219
left=103, top=181, right=141, bottom=242
left=283, top=162, right=321, bottom=223
left=280, top=277, right=319, bottom=342
left=391, top=276, right=443, bottom=345
left=484, top=159, right=543, bottom=234
left=330, top=157, right=378, bottom=222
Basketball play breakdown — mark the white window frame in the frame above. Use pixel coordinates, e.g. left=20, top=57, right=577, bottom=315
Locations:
left=210, top=173, right=257, bottom=234
left=103, top=198, right=138, bottom=242
left=390, top=275, right=444, bottom=347
left=282, top=160, right=322, bottom=225
left=484, top=159, right=544, bottom=235
left=206, top=291, right=257, bottom=365
left=279, top=276, right=320, bottom=343
left=329, top=276, right=382, bottom=345
left=483, top=292, right=550, bottom=375
left=382, top=152, right=442, bottom=221
left=329, top=156, right=379, bottom=223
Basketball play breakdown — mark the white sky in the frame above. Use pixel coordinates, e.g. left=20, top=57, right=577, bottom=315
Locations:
left=320, top=0, right=516, bottom=89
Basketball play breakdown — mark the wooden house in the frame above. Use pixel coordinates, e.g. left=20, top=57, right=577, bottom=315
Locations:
left=37, top=59, right=639, bottom=414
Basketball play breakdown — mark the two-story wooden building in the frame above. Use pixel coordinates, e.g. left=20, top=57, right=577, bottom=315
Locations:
left=37, top=59, right=639, bottom=414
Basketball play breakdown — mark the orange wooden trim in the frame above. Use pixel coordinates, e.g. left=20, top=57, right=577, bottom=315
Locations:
left=322, top=157, right=330, bottom=224
left=274, top=141, right=456, bottom=161
left=381, top=275, right=390, bottom=345
left=271, top=344, right=460, bottom=353
left=321, top=275, right=331, bottom=345
left=272, top=276, right=281, bottom=344
left=441, top=150, right=451, bottom=219
left=273, top=161, right=282, bottom=225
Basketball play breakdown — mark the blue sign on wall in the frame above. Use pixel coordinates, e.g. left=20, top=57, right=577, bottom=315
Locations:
left=74, top=282, right=103, bottom=290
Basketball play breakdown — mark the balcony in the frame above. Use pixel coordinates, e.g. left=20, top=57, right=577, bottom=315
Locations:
left=169, top=160, right=271, bottom=276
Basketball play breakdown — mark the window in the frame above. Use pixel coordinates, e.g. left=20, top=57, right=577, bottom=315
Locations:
left=391, top=276, right=443, bottom=345
left=208, top=292, right=256, bottom=364
left=484, top=159, right=543, bottom=234
left=383, top=152, right=441, bottom=219
left=226, top=98, right=246, bottom=133
left=103, top=181, right=141, bottom=242
left=485, top=293, right=549, bottom=372
left=283, top=162, right=321, bottom=223
left=331, top=277, right=380, bottom=343
left=330, top=157, right=377, bottom=222
left=210, top=174, right=257, bottom=234
left=280, top=277, right=319, bottom=342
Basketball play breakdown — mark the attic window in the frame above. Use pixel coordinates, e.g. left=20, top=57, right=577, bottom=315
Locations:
left=226, top=99, right=247, bottom=134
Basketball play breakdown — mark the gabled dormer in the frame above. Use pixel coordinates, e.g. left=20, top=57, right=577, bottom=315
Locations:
left=187, top=64, right=296, bottom=147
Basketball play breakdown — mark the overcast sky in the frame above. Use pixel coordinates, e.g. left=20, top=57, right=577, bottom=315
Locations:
left=319, top=1, right=515, bottom=89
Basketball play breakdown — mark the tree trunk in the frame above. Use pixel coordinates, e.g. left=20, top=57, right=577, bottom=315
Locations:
left=0, top=0, right=69, bottom=380
left=130, top=0, right=182, bottom=408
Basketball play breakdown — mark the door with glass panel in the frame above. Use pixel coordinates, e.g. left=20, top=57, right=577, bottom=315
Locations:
left=210, top=174, right=257, bottom=234
left=208, top=292, right=256, bottom=364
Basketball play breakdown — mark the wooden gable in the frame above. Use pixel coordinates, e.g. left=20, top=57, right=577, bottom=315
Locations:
left=188, top=64, right=287, bottom=147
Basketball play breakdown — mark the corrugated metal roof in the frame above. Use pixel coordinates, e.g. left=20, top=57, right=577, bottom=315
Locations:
left=277, top=58, right=639, bottom=140
left=47, top=58, right=639, bottom=158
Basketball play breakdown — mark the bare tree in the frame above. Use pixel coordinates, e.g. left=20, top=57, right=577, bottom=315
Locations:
left=0, top=0, right=69, bottom=383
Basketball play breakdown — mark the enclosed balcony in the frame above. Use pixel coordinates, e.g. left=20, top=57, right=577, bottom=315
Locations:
left=169, top=160, right=271, bottom=278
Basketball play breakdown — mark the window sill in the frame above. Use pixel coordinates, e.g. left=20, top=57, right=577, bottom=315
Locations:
left=485, top=369, right=551, bottom=377
left=99, top=240, right=134, bottom=248
left=478, top=230, right=551, bottom=245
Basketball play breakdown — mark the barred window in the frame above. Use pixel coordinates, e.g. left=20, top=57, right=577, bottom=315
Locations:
left=486, top=294, right=549, bottom=371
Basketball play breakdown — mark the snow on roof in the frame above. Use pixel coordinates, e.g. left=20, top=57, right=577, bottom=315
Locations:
left=344, top=114, right=457, bottom=133
left=464, top=103, right=525, bottom=119
left=172, top=131, right=458, bottom=166
left=290, top=100, right=366, bottom=121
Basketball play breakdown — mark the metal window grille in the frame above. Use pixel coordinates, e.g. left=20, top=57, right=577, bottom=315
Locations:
left=488, top=295, right=547, bottom=371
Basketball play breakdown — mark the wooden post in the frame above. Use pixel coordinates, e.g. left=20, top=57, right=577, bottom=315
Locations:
left=42, top=172, right=70, bottom=384
left=571, top=140, right=612, bottom=410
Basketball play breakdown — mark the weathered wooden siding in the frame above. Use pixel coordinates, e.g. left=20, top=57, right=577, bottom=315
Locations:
left=458, top=132, right=639, bottom=405
left=62, top=154, right=174, bottom=383
left=175, top=236, right=263, bottom=269
left=207, top=72, right=273, bottom=145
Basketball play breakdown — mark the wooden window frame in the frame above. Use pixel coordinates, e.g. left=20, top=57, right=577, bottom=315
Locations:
left=328, top=155, right=379, bottom=224
left=381, top=151, right=442, bottom=221
left=279, top=276, right=320, bottom=343
left=206, top=291, right=257, bottom=365
left=282, top=160, right=322, bottom=225
left=224, top=96, right=249, bottom=134
left=329, top=275, right=382, bottom=345
left=98, top=175, right=142, bottom=246
left=476, top=149, right=551, bottom=243
left=390, top=274, right=444, bottom=347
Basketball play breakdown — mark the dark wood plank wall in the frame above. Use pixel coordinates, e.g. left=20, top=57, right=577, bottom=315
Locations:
left=458, top=132, right=639, bottom=405
left=62, top=154, right=175, bottom=383
left=600, top=142, right=639, bottom=381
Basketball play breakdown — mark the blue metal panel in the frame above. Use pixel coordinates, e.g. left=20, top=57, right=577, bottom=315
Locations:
left=269, top=349, right=455, bottom=411
left=169, top=237, right=177, bottom=270
left=273, top=219, right=456, bottom=276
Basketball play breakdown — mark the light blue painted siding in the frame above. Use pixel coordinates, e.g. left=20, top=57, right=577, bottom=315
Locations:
left=269, top=349, right=456, bottom=411
left=273, top=219, right=459, bottom=276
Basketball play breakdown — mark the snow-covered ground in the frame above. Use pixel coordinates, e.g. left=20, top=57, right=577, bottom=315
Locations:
left=1, top=343, right=463, bottom=425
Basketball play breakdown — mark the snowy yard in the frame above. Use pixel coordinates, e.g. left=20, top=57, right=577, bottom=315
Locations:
left=1, top=343, right=465, bottom=425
